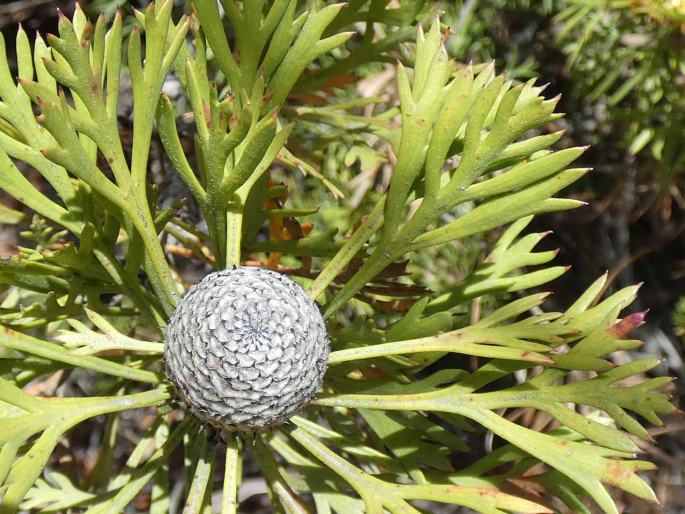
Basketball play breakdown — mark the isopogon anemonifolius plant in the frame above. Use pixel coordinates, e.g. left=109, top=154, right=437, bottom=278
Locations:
left=0, top=1, right=675, bottom=514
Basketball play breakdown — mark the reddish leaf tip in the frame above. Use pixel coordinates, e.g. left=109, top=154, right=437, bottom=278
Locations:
left=611, top=311, right=647, bottom=338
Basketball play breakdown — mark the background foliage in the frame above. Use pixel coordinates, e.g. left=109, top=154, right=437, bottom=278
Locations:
left=0, top=0, right=682, bottom=513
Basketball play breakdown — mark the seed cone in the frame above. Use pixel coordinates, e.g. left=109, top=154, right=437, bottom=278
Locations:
left=165, top=266, right=329, bottom=431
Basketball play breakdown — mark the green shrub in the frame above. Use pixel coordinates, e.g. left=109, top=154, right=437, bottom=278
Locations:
left=556, top=0, right=685, bottom=180
left=0, top=2, right=674, bottom=513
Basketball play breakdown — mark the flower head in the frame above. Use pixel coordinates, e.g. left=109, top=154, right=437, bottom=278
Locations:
left=165, top=266, right=329, bottom=430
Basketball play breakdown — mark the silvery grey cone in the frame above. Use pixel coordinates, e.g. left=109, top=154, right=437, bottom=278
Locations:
left=165, top=266, right=329, bottom=430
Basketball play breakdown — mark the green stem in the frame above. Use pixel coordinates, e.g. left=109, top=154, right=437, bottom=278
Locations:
left=310, top=196, right=385, bottom=304
left=221, top=434, right=241, bottom=514
left=286, top=426, right=375, bottom=510
left=130, top=196, right=179, bottom=315
left=251, top=436, right=309, bottom=514
left=225, top=200, right=243, bottom=268
left=323, top=244, right=393, bottom=319
left=323, top=195, right=446, bottom=317
left=183, top=432, right=215, bottom=514
left=92, top=244, right=166, bottom=330
left=60, top=386, right=173, bottom=418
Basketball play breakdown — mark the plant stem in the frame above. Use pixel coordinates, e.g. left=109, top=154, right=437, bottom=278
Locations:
left=323, top=196, right=443, bottom=317
left=221, top=434, right=241, bottom=514
left=225, top=201, right=243, bottom=268
left=130, top=196, right=180, bottom=315
left=65, top=385, right=173, bottom=417
left=251, top=437, right=308, bottom=514
left=183, top=432, right=215, bottom=514
left=92, top=245, right=166, bottom=330
left=309, top=196, right=386, bottom=303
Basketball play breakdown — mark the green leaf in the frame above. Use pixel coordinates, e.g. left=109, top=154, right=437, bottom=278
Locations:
left=288, top=423, right=552, bottom=514
left=0, top=149, right=73, bottom=231
left=0, top=383, right=170, bottom=512
left=85, top=417, right=195, bottom=514
left=328, top=313, right=560, bottom=366
left=0, top=204, right=28, bottom=225
left=360, top=408, right=453, bottom=481
left=21, top=472, right=95, bottom=512
left=387, top=298, right=452, bottom=341
left=192, top=0, right=241, bottom=91
left=55, top=309, right=164, bottom=355
left=0, top=325, right=159, bottom=383
left=252, top=436, right=309, bottom=514
left=265, top=3, right=353, bottom=109
left=427, top=217, right=565, bottom=313
left=411, top=169, right=588, bottom=250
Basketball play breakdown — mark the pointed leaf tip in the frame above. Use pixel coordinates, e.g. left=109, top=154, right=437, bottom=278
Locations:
left=611, top=311, right=647, bottom=338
